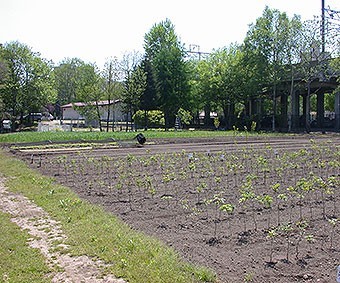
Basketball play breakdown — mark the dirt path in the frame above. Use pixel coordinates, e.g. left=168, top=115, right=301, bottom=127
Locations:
left=0, top=178, right=126, bottom=283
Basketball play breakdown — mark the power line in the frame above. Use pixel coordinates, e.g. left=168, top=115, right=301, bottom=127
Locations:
left=186, top=44, right=210, bottom=60
left=321, top=1, right=339, bottom=52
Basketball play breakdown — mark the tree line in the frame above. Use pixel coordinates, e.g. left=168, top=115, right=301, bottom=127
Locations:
left=0, top=6, right=339, bottom=131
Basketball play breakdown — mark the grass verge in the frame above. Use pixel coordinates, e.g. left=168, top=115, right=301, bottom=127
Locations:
left=0, top=212, right=51, bottom=283
left=0, top=128, right=276, bottom=144
left=0, top=149, right=216, bottom=283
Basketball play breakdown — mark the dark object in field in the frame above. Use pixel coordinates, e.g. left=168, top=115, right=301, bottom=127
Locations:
left=135, top=133, right=146, bottom=145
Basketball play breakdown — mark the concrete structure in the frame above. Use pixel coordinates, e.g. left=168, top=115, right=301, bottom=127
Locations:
left=61, top=100, right=128, bottom=127
left=248, top=59, right=340, bottom=132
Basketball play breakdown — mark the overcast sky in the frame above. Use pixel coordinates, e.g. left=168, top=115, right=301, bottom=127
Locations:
left=1, top=0, right=339, bottom=67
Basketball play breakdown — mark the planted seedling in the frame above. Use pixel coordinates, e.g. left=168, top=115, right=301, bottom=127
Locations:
left=207, top=194, right=226, bottom=239
left=267, top=227, right=278, bottom=265
left=305, top=234, right=315, bottom=254
left=257, top=194, right=273, bottom=229
left=277, top=193, right=288, bottom=225
left=328, top=217, right=338, bottom=249
left=195, top=182, right=207, bottom=205
left=295, top=220, right=308, bottom=260
left=240, top=178, right=258, bottom=231
left=279, top=222, right=293, bottom=262
left=219, top=203, right=235, bottom=237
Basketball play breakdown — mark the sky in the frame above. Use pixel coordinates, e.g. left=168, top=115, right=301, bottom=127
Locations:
left=1, top=0, right=339, bottom=68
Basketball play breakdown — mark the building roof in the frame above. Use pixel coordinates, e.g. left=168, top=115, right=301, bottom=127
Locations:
left=61, top=100, right=121, bottom=108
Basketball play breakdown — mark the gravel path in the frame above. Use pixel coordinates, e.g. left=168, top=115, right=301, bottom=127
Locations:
left=0, top=178, right=126, bottom=283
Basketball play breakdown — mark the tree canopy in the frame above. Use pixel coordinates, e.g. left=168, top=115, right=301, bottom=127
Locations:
left=144, top=19, right=191, bottom=128
left=1, top=6, right=339, bottom=132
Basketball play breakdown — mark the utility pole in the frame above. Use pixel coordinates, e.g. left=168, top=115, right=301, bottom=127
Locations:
left=187, top=44, right=210, bottom=60
left=321, top=0, right=340, bottom=54
left=321, top=0, right=325, bottom=53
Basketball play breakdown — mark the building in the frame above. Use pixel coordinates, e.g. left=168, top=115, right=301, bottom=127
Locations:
left=61, top=100, right=128, bottom=127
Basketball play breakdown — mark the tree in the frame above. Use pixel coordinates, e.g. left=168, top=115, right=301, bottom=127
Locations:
left=191, top=55, right=218, bottom=128
left=139, top=58, right=159, bottom=129
left=0, top=44, right=8, bottom=120
left=330, top=57, right=340, bottom=94
left=0, top=44, right=7, bottom=87
left=53, top=58, right=85, bottom=116
left=101, top=57, right=123, bottom=132
left=212, top=46, right=245, bottom=129
left=122, top=64, right=146, bottom=131
left=296, top=17, right=331, bottom=132
left=0, top=41, right=55, bottom=128
left=75, top=63, right=104, bottom=131
left=144, top=19, right=190, bottom=129
left=243, top=7, right=301, bottom=131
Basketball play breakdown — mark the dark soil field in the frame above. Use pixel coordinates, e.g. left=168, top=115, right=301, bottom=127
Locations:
left=10, top=134, right=340, bottom=283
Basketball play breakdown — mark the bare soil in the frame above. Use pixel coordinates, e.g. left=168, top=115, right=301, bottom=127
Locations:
left=9, top=134, right=340, bottom=283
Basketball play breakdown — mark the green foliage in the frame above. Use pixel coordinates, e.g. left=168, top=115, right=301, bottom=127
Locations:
left=133, top=110, right=165, bottom=128
left=144, top=19, right=191, bottom=128
left=53, top=58, right=85, bottom=106
left=177, top=108, right=193, bottom=125
left=0, top=150, right=216, bottom=283
left=1, top=5, right=338, bottom=135
left=213, top=117, right=220, bottom=129
left=219, top=203, right=235, bottom=215
left=101, top=57, right=124, bottom=131
left=0, top=41, right=56, bottom=123
left=123, top=64, right=147, bottom=115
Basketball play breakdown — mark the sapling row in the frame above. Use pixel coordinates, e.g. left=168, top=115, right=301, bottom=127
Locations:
left=32, top=139, right=339, bottom=266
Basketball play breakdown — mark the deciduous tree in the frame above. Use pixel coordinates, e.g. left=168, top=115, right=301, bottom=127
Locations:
left=0, top=41, right=55, bottom=128
left=144, top=19, right=190, bottom=129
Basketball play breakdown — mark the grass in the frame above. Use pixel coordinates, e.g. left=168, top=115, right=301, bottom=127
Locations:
left=0, top=149, right=216, bottom=283
left=0, top=128, right=278, bottom=144
left=0, top=212, right=51, bottom=283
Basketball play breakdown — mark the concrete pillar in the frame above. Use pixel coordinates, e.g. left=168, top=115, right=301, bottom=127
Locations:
left=280, top=92, right=288, bottom=130
left=335, top=92, right=340, bottom=131
left=291, top=90, right=300, bottom=129
left=317, top=93, right=325, bottom=128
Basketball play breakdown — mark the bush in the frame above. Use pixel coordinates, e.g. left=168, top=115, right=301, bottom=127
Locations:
left=133, top=110, right=165, bottom=128
left=177, top=108, right=192, bottom=126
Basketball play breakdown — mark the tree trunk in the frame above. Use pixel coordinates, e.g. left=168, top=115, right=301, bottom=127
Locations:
left=272, top=83, right=277, bottom=132
left=125, top=107, right=130, bottom=132
left=95, top=101, right=102, bottom=132
left=204, top=104, right=212, bottom=128
left=111, top=105, right=115, bottom=132
left=106, top=99, right=111, bottom=132
left=144, top=110, right=148, bottom=130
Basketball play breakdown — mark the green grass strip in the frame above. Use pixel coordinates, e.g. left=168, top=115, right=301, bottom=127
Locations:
left=0, top=128, right=277, bottom=144
left=0, top=149, right=216, bottom=283
left=0, top=212, right=51, bottom=283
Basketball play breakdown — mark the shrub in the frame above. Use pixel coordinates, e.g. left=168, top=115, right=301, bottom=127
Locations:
left=133, top=110, right=165, bottom=128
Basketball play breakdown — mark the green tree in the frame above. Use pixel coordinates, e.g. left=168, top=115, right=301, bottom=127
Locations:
left=0, top=44, right=8, bottom=120
left=243, top=7, right=298, bottom=131
left=190, top=56, right=217, bottom=127
left=0, top=44, right=7, bottom=87
left=123, top=64, right=147, bottom=131
left=0, top=41, right=55, bottom=128
left=101, top=57, right=123, bottom=132
left=75, top=63, right=104, bottom=131
left=144, top=19, right=190, bottom=129
left=213, top=46, right=245, bottom=129
left=53, top=58, right=85, bottom=115
left=330, top=57, right=340, bottom=94
left=297, top=18, right=328, bottom=131
left=139, top=58, right=159, bottom=129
